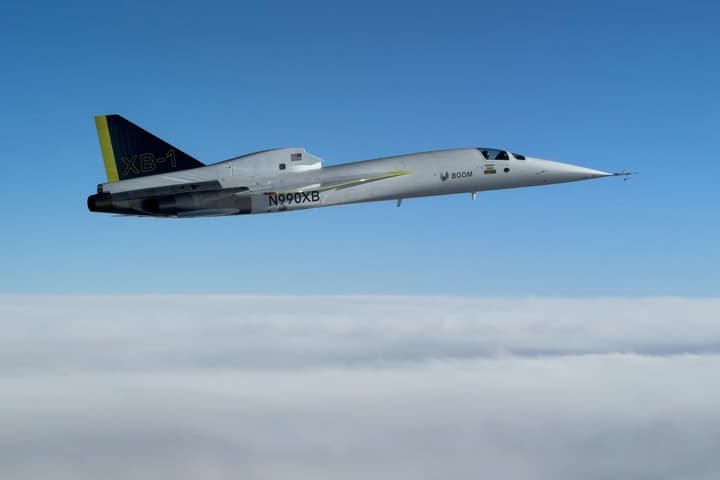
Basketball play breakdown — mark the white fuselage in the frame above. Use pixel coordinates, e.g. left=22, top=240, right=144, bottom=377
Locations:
left=96, top=147, right=612, bottom=216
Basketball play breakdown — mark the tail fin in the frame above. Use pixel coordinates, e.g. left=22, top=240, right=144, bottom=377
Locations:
left=94, top=114, right=205, bottom=182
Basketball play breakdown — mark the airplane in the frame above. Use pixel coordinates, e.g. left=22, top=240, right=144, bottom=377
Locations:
left=87, top=115, right=630, bottom=218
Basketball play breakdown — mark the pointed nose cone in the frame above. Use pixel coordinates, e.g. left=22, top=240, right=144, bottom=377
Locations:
left=530, top=158, right=612, bottom=184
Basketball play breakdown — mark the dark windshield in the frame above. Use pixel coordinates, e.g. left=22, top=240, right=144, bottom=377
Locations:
left=477, top=148, right=509, bottom=160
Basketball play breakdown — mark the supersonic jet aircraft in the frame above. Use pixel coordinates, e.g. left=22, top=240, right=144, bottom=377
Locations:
left=87, top=115, right=629, bottom=217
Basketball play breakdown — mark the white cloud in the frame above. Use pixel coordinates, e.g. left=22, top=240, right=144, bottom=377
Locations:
left=0, top=295, right=719, bottom=479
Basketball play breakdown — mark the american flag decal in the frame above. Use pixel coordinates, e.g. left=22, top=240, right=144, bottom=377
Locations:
left=290, top=152, right=302, bottom=161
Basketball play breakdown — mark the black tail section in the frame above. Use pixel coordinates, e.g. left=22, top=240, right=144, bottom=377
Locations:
left=95, top=114, right=205, bottom=182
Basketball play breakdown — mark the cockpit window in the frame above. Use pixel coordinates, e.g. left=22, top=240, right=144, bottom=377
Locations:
left=477, top=148, right=510, bottom=160
left=512, top=152, right=526, bottom=160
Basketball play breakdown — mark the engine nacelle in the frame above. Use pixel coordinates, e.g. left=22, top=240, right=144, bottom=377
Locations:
left=87, top=193, right=113, bottom=213
left=88, top=189, right=251, bottom=216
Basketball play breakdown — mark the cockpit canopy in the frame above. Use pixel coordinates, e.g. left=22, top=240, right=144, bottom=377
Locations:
left=477, top=148, right=525, bottom=160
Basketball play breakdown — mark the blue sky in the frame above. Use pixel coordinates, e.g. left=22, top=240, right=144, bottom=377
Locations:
left=1, top=0, right=718, bottom=295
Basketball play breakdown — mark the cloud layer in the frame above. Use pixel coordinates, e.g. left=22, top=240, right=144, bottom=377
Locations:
left=1, top=296, right=719, bottom=479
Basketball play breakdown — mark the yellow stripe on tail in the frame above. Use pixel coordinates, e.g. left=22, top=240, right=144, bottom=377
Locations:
left=94, top=115, right=119, bottom=182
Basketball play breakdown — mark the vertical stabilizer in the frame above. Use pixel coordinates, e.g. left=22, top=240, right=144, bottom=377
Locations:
left=94, top=115, right=205, bottom=182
